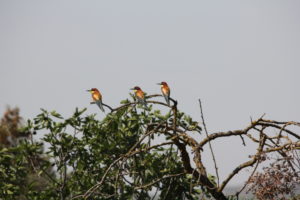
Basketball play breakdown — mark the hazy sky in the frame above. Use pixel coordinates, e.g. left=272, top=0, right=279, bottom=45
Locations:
left=1, top=0, right=299, bottom=187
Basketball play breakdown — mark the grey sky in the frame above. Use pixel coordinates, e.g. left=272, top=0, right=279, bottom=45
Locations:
left=1, top=0, right=300, bottom=187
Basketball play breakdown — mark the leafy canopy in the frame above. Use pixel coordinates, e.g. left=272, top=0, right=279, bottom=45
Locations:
left=0, top=96, right=205, bottom=200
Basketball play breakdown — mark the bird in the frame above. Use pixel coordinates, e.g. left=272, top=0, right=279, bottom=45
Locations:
left=87, top=88, right=105, bottom=112
left=130, top=86, right=147, bottom=107
left=157, top=81, right=170, bottom=105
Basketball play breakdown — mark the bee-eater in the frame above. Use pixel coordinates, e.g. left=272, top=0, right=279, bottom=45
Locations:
left=157, top=81, right=170, bottom=105
left=130, top=86, right=147, bottom=107
left=87, top=88, right=105, bottom=112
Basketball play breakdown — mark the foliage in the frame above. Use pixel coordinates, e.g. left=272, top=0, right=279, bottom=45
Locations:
left=246, top=152, right=300, bottom=200
left=0, top=107, right=55, bottom=200
left=0, top=95, right=299, bottom=200
left=0, top=107, right=28, bottom=146
left=0, top=142, right=55, bottom=200
left=0, top=97, right=205, bottom=199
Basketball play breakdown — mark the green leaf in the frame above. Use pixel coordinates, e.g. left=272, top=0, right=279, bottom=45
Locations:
left=50, top=111, right=63, bottom=119
left=7, top=190, right=13, bottom=195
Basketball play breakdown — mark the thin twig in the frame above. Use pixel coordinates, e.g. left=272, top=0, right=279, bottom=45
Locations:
left=218, top=133, right=266, bottom=192
left=134, top=173, right=185, bottom=189
left=235, top=161, right=259, bottom=198
left=198, top=99, right=220, bottom=187
left=81, top=157, right=123, bottom=199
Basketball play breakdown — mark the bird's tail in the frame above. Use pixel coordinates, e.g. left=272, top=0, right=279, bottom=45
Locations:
left=164, top=95, right=170, bottom=106
left=96, top=100, right=105, bottom=112
left=138, top=98, right=148, bottom=109
left=143, top=100, right=149, bottom=109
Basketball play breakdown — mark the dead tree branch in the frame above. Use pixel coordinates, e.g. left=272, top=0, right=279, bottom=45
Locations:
left=198, top=99, right=220, bottom=187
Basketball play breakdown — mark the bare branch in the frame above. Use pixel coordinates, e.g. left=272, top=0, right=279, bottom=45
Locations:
left=198, top=99, right=220, bottom=187
left=257, top=121, right=300, bottom=139
left=235, top=161, right=259, bottom=198
left=218, top=133, right=267, bottom=192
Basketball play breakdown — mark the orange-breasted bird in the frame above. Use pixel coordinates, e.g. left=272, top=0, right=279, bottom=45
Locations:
left=130, top=86, right=147, bottom=107
left=157, top=81, right=170, bottom=105
left=87, top=88, right=105, bottom=112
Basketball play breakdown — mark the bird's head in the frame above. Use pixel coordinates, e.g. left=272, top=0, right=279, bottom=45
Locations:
left=130, top=86, right=141, bottom=92
left=86, top=88, right=99, bottom=94
left=157, top=81, right=168, bottom=87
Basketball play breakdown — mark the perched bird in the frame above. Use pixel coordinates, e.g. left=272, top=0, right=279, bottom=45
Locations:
left=87, top=88, right=105, bottom=112
left=157, top=81, right=170, bottom=105
left=130, top=86, right=147, bottom=107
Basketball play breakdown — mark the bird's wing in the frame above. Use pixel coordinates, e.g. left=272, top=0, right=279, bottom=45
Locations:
left=163, top=94, right=170, bottom=105
left=95, top=99, right=105, bottom=112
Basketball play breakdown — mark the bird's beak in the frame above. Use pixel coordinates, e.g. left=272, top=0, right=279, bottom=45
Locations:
left=156, top=83, right=161, bottom=85
left=86, top=89, right=91, bottom=92
left=130, top=88, right=134, bottom=90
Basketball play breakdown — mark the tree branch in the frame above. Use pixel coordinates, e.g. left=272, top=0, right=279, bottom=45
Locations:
left=198, top=99, right=219, bottom=186
left=134, top=172, right=185, bottom=190
left=218, top=134, right=266, bottom=192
